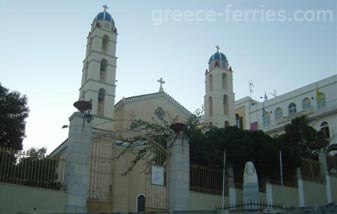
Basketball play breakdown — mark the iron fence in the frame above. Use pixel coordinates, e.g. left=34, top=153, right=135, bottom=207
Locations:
left=0, top=148, right=65, bottom=190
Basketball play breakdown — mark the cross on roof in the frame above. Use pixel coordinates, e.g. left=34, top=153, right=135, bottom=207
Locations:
left=216, top=45, right=220, bottom=52
left=158, top=78, right=165, bottom=92
left=103, top=4, right=109, bottom=11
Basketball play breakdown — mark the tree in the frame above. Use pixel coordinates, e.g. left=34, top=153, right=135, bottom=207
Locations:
left=276, top=115, right=329, bottom=159
left=0, top=83, right=29, bottom=150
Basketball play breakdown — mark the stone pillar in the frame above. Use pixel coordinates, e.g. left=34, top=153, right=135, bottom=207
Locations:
left=296, top=168, right=305, bottom=207
left=64, top=112, right=93, bottom=213
left=228, top=165, right=236, bottom=206
left=167, top=123, right=189, bottom=210
left=318, top=152, right=333, bottom=204
left=265, top=178, right=273, bottom=204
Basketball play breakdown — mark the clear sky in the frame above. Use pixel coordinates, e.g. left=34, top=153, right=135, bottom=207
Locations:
left=1, top=0, right=336, bottom=152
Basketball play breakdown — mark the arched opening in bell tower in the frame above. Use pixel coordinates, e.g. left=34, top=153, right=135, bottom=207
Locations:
left=97, top=88, right=105, bottom=116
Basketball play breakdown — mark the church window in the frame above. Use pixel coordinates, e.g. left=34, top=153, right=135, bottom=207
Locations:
left=100, top=59, right=107, bottom=81
left=154, top=107, right=166, bottom=120
left=223, top=95, right=229, bottom=114
left=317, top=92, right=326, bottom=109
left=208, top=96, right=213, bottom=116
left=262, top=111, right=270, bottom=127
left=137, top=195, right=145, bottom=212
left=209, top=74, right=213, bottom=91
left=288, top=103, right=297, bottom=115
left=222, top=73, right=227, bottom=89
left=97, top=88, right=105, bottom=116
left=102, top=35, right=109, bottom=52
left=302, top=97, right=311, bottom=111
left=320, top=121, right=330, bottom=139
left=275, top=107, right=283, bottom=121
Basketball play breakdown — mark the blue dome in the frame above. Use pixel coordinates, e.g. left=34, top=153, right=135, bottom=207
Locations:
left=208, top=52, right=228, bottom=64
left=94, top=10, right=115, bottom=26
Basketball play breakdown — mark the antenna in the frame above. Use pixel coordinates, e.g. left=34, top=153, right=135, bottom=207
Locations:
left=249, top=81, right=254, bottom=97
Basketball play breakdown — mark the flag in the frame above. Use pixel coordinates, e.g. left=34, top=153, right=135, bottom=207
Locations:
left=316, top=85, right=321, bottom=103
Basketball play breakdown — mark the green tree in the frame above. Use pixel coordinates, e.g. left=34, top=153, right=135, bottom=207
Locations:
left=276, top=115, right=328, bottom=159
left=0, top=83, right=29, bottom=150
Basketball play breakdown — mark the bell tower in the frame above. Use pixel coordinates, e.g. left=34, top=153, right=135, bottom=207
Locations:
left=79, top=5, right=117, bottom=130
left=204, top=46, right=235, bottom=128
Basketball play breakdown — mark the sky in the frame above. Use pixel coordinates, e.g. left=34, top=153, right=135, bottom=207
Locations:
left=0, top=0, right=336, bottom=153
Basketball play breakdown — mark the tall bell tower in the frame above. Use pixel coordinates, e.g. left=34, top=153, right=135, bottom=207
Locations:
left=79, top=5, right=117, bottom=130
left=204, top=46, right=235, bottom=128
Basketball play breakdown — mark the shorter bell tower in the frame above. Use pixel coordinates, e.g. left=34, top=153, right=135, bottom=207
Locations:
left=204, top=46, right=235, bottom=128
left=79, top=5, right=117, bottom=130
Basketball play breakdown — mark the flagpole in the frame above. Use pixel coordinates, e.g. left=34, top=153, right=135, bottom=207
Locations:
left=279, top=150, right=284, bottom=207
left=221, top=150, right=226, bottom=210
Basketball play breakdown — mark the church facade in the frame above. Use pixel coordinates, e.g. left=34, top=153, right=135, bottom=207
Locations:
left=49, top=6, right=337, bottom=213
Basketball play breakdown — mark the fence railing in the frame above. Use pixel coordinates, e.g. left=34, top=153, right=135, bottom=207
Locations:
left=221, top=201, right=283, bottom=210
left=0, top=148, right=65, bottom=190
left=301, top=158, right=322, bottom=182
left=190, top=164, right=225, bottom=195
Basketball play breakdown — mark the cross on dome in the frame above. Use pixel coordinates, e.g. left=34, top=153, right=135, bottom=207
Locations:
left=103, top=4, right=109, bottom=11
left=216, top=45, right=220, bottom=52
left=158, top=78, right=165, bottom=92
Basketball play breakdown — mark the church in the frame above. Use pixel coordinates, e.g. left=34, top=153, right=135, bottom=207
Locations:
left=50, top=6, right=337, bottom=213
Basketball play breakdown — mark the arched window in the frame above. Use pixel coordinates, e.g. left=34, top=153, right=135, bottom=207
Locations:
left=263, top=111, right=270, bottom=127
left=102, top=35, right=109, bottom=52
left=320, top=121, right=330, bottom=139
left=222, top=73, right=227, bottom=89
left=97, top=88, right=105, bottom=116
left=209, top=74, right=213, bottom=91
left=288, top=103, right=297, bottom=115
left=208, top=96, right=213, bottom=116
left=302, top=97, right=311, bottom=111
left=223, top=95, right=228, bottom=114
left=275, top=107, right=283, bottom=121
left=137, top=195, right=145, bottom=212
left=100, top=59, right=107, bottom=81
left=317, top=92, right=326, bottom=109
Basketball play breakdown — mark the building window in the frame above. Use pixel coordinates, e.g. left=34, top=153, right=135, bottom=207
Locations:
left=137, top=195, right=145, bottom=212
left=102, top=35, right=109, bottom=52
left=100, top=59, right=107, bottom=81
left=263, top=111, right=270, bottom=127
left=317, top=92, right=326, bottom=109
left=97, top=88, right=105, bottom=116
left=275, top=107, right=283, bottom=121
left=209, top=74, right=213, bottom=91
left=223, top=95, right=229, bottom=115
left=302, top=97, right=311, bottom=111
left=288, top=103, right=297, bottom=115
left=235, top=114, right=243, bottom=129
left=208, top=96, right=213, bottom=116
left=320, top=121, right=330, bottom=139
left=222, top=73, right=227, bottom=89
